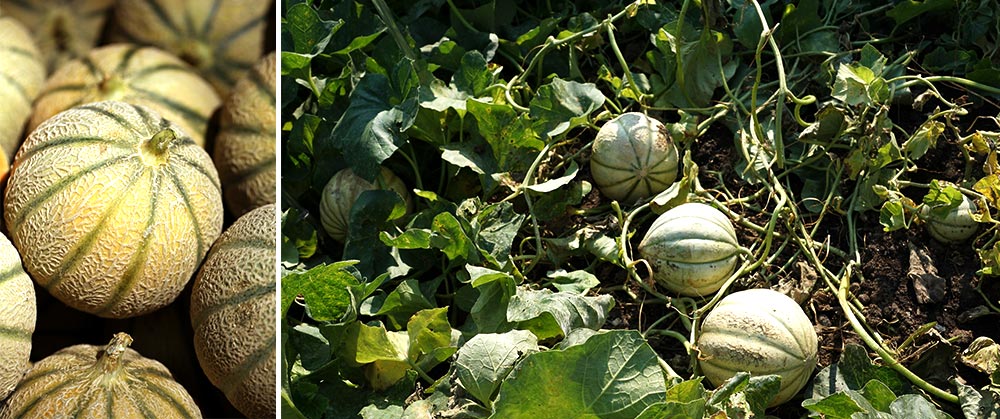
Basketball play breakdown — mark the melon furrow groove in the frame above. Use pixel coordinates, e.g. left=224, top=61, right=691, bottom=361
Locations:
left=174, top=154, right=222, bottom=191
left=95, top=169, right=159, bottom=316
left=129, top=389, right=157, bottom=419
left=113, top=44, right=142, bottom=75
left=80, top=54, right=104, bottom=83
left=128, top=63, right=197, bottom=82
left=0, top=46, right=36, bottom=60
left=34, top=83, right=90, bottom=102
left=200, top=0, right=224, bottom=39
left=77, top=104, right=141, bottom=133
left=16, top=136, right=131, bottom=162
left=0, top=325, right=32, bottom=341
left=228, top=155, right=276, bottom=186
left=221, top=337, right=275, bottom=396
left=131, top=86, right=210, bottom=127
left=214, top=11, right=268, bottom=53
left=0, top=264, right=24, bottom=286
left=70, top=378, right=100, bottom=417
left=140, top=0, right=180, bottom=34
left=165, top=170, right=206, bottom=259
left=12, top=375, right=88, bottom=418
left=12, top=155, right=133, bottom=229
left=248, top=65, right=275, bottom=103
left=0, top=73, right=31, bottom=105
left=141, top=378, right=198, bottom=419
left=191, top=281, right=274, bottom=330
left=42, top=162, right=146, bottom=292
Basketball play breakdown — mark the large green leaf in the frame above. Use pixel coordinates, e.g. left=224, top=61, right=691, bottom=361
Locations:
left=489, top=330, right=666, bottom=419
left=326, top=64, right=419, bottom=182
left=344, top=190, right=410, bottom=280
left=281, top=261, right=361, bottom=321
left=529, top=78, right=606, bottom=138
left=506, top=288, right=613, bottom=341
left=467, top=99, right=543, bottom=173
left=454, top=330, right=539, bottom=406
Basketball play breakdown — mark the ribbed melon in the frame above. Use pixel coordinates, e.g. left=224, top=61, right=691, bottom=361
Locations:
left=4, top=100, right=224, bottom=319
left=30, top=43, right=221, bottom=148
left=113, top=0, right=273, bottom=96
left=697, top=289, right=818, bottom=406
left=1, top=0, right=115, bottom=73
left=638, top=202, right=741, bottom=296
left=214, top=52, right=275, bottom=217
left=320, top=167, right=413, bottom=242
left=0, top=17, right=45, bottom=161
left=590, top=112, right=679, bottom=203
left=921, top=194, right=979, bottom=243
left=191, top=204, right=275, bottom=419
left=0, top=332, right=202, bottom=418
left=0, top=232, right=36, bottom=401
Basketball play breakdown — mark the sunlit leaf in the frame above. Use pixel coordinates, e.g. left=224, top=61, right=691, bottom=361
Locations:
left=490, top=330, right=665, bottom=418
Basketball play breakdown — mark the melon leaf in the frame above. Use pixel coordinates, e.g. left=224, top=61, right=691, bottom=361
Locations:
left=489, top=330, right=665, bottom=419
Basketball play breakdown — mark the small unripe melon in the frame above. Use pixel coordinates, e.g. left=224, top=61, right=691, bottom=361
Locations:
left=638, top=202, right=740, bottom=296
left=5, top=101, right=224, bottom=318
left=0, top=17, right=45, bottom=161
left=0, top=233, right=35, bottom=401
left=214, top=52, right=276, bottom=217
left=590, top=112, right=679, bottom=203
left=697, top=288, right=818, bottom=406
left=921, top=194, right=978, bottom=243
left=0, top=333, right=202, bottom=418
left=320, top=167, right=413, bottom=242
left=30, top=43, right=221, bottom=147
left=191, top=204, right=276, bottom=419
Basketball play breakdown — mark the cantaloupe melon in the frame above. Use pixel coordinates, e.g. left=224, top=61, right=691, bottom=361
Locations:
left=191, top=204, right=275, bottom=418
left=214, top=51, right=275, bottom=217
left=113, top=0, right=273, bottom=96
left=0, top=17, right=45, bottom=161
left=0, top=332, right=202, bottom=418
left=697, top=289, right=818, bottom=406
left=0, top=232, right=35, bottom=401
left=30, top=43, right=221, bottom=148
left=1, top=0, right=115, bottom=73
left=4, top=100, right=224, bottom=319
left=590, top=112, right=679, bottom=203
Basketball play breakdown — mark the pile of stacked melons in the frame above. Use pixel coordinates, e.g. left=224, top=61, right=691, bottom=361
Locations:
left=0, top=1, right=276, bottom=418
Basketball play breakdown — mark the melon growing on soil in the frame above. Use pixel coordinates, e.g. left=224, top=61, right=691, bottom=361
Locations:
left=590, top=112, right=679, bottom=203
left=113, top=0, right=273, bottom=96
left=921, top=194, right=979, bottom=243
left=2, top=0, right=115, bottom=73
left=638, top=202, right=741, bottom=296
left=697, top=288, right=818, bottom=406
left=214, top=52, right=276, bottom=217
left=30, top=43, right=221, bottom=147
left=320, top=167, right=413, bottom=242
left=0, top=332, right=202, bottom=418
left=0, top=233, right=36, bottom=401
left=191, top=204, right=276, bottom=419
left=0, top=17, right=45, bottom=161
left=4, top=100, right=224, bottom=319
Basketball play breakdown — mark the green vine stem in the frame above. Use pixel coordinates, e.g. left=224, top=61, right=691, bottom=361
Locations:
left=502, top=1, right=641, bottom=111
left=837, top=263, right=959, bottom=404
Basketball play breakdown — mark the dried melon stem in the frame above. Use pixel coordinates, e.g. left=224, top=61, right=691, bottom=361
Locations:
left=140, top=128, right=177, bottom=165
left=97, top=332, right=133, bottom=374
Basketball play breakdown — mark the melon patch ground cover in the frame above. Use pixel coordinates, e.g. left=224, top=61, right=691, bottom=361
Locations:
left=279, top=0, right=1000, bottom=417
